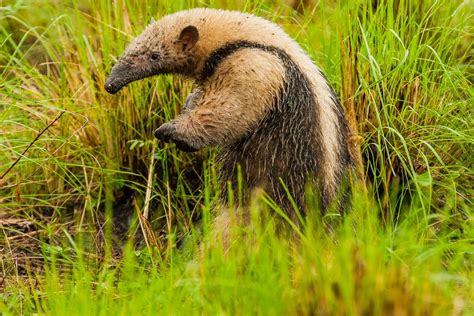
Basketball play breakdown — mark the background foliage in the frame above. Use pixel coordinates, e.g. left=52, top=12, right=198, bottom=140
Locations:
left=0, top=0, right=472, bottom=314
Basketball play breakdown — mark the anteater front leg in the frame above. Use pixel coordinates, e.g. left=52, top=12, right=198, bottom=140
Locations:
left=182, top=88, right=203, bottom=113
left=154, top=88, right=205, bottom=152
left=154, top=49, right=284, bottom=153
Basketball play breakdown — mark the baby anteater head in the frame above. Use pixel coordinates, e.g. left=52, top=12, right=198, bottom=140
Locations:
left=105, top=22, right=200, bottom=94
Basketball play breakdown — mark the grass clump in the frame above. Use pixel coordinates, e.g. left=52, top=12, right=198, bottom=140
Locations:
left=0, top=0, right=472, bottom=314
left=3, top=193, right=472, bottom=315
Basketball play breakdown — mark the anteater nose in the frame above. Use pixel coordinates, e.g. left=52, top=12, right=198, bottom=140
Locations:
left=104, top=82, right=115, bottom=94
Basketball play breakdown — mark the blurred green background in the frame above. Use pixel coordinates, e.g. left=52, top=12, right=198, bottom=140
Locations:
left=1, top=0, right=472, bottom=314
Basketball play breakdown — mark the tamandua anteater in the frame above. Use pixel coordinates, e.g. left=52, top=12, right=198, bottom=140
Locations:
left=105, top=8, right=355, bottom=222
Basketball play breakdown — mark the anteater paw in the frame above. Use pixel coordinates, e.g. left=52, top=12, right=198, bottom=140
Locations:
left=154, top=123, right=199, bottom=152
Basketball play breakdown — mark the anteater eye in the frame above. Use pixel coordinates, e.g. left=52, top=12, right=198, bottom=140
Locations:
left=150, top=53, right=159, bottom=61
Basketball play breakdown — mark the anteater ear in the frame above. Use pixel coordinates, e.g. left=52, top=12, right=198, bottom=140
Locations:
left=178, top=25, right=199, bottom=52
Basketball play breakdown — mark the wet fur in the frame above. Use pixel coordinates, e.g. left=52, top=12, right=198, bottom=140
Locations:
left=105, top=8, right=355, bottom=220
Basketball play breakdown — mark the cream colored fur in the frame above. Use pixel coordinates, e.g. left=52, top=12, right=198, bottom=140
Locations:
left=140, top=8, right=341, bottom=197
left=174, top=49, right=284, bottom=147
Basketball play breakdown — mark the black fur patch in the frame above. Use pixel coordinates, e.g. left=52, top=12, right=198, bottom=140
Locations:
left=200, top=41, right=284, bottom=81
left=200, top=41, right=353, bottom=216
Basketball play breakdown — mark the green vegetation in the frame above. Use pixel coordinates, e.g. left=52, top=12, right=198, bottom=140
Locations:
left=1, top=0, right=472, bottom=314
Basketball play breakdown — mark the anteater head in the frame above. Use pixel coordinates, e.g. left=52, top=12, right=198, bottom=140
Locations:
left=104, top=23, right=200, bottom=94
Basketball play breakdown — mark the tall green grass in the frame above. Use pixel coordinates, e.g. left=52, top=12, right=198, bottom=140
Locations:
left=1, top=0, right=472, bottom=314
left=4, top=194, right=473, bottom=315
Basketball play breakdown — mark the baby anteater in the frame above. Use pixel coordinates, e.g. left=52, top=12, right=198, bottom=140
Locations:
left=105, top=8, right=354, bottom=220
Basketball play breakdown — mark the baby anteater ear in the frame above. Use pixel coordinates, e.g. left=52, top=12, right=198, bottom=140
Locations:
left=178, top=25, right=199, bottom=52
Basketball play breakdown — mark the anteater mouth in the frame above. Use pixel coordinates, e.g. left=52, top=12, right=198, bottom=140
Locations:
left=104, top=72, right=137, bottom=94
left=104, top=80, right=122, bottom=94
left=104, top=62, right=143, bottom=94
